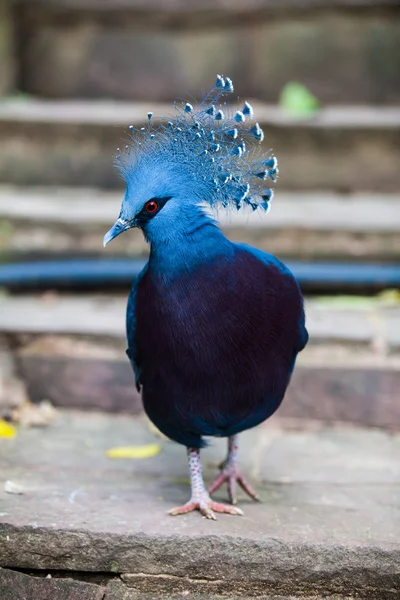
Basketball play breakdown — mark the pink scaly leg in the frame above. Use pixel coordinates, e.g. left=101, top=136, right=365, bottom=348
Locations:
left=168, top=447, right=244, bottom=520
left=208, top=434, right=261, bottom=505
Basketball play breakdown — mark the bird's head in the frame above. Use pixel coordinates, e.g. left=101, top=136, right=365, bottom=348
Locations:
left=103, top=152, right=215, bottom=247
left=104, top=75, right=278, bottom=247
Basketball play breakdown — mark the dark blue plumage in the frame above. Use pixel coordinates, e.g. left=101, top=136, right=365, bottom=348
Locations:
left=104, top=75, right=308, bottom=519
left=129, top=241, right=306, bottom=449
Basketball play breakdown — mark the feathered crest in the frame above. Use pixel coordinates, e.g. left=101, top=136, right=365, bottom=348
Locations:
left=117, top=75, right=278, bottom=212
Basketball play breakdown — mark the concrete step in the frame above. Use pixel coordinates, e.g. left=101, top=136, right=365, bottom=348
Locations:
left=13, top=0, right=400, bottom=105
left=0, top=410, right=399, bottom=598
left=1, top=187, right=399, bottom=261
left=1, top=293, right=399, bottom=428
left=1, top=101, right=399, bottom=191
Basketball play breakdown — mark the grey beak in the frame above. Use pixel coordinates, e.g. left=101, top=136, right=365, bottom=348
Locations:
left=103, top=218, right=130, bottom=247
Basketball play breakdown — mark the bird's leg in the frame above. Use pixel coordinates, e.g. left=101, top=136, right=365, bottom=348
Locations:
left=168, top=447, right=244, bottom=520
left=208, top=434, right=261, bottom=505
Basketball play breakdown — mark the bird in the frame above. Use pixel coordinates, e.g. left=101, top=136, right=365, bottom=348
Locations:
left=103, top=75, right=308, bottom=520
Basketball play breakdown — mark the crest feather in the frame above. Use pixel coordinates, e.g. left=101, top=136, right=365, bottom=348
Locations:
left=118, top=75, right=278, bottom=212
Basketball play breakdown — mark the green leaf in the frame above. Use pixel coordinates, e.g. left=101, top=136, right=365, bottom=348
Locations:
left=279, top=82, right=320, bottom=117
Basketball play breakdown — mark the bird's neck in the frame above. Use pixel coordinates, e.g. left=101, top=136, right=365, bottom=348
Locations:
left=147, top=206, right=233, bottom=277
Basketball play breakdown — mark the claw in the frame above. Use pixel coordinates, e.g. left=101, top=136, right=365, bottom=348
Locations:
left=169, top=495, right=243, bottom=520
left=171, top=446, right=246, bottom=520
left=209, top=470, right=261, bottom=504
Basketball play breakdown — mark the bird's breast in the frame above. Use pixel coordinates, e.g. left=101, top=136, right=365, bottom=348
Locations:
left=135, top=248, right=303, bottom=377
left=131, top=247, right=306, bottom=441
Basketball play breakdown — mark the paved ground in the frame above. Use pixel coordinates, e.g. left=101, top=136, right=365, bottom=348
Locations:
left=0, top=410, right=399, bottom=598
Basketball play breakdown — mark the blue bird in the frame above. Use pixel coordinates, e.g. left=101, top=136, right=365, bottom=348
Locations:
left=104, top=75, right=308, bottom=519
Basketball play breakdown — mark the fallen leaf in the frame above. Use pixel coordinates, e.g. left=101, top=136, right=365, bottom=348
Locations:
left=4, top=480, right=24, bottom=494
left=0, top=420, right=16, bottom=439
left=106, top=443, right=161, bottom=459
left=377, top=289, right=400, bottom=306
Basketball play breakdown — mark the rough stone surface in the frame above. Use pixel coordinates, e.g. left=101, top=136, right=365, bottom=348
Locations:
left=2, top=188, right=399, bottom=232
left=0, top=410, right=399, bottom=597
left=0, top=567, right=105, bottom=600
left=104, top=587, right=347, bottom=600
left=0, top=335, right=29, bottom=419
left=0, top=2, right=14, bottom=96
left=1, top=187, right=399, bottom=261
left=0, top=566, right=355, bottom=600
left=13, top=0, right=400, bottom=10
left=0, top=186, right=400, bottom=261
left=0, top=102, right=399, bottom=191
left=5, top=222, right=400, bottom=263
left=10, top=334, right=400, bottom=428
left=0, top=294, right=398, bottom=426
left=15, top=3, right=400, bottom=104
left=1, top=294, right=399, bottom=346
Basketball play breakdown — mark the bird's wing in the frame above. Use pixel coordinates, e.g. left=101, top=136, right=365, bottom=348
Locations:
left=234, top=242, right=308, bottom=354
left=126, top=264, right=148, bottom=391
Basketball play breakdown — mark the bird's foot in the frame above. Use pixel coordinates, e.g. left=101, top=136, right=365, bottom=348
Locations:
left=208, top=464, right=261, bottom=505
left=168, top=491, right=244, bottom=520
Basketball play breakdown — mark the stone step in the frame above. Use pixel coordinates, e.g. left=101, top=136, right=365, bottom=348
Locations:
left=0, top=569, right=327, bottom=600
left=0, top=101, right=399, bottom=191
left=0, top=410, right=399, bottom=598
left=1, top=293, right=399, bottom=345
left=13, top=0, right=400, bottom=105
left=1, top=293, right=399, bottom=428
left=0, top=571, right=325, bottom=600
left=1, top=187, right=399, bottom=261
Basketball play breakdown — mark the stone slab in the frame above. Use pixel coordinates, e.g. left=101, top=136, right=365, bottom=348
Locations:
left=1, top=187, right=399, bottom=261
left=2, top=187, right=400, bottom=261
left=0, top=568, right=350, bottom=600
left=2, top=100, right=399, bottom=128
left=1, top=293, right=399, bottom=346
left=0, top=103, right=399, bottom=191
left=105, top=588, right=340, bottom=600
left=0, top=335, right=29, bottom=419
left=0, top=410, right=399, bottom=597
left=1, top=290, right=398, bottom=427
left=15, top=2, right=400, bottom=104
left=0, top=567, right=105, bottom=600
left=1, top=187, right=399, bottom=231
left=4, top=223, right=400, bottom=263
left=0, top=2, right=15, bottom=97
left=2, top=294, right=400, bottom=426
left=10, top=334, right=400, bottom=428
left=13, top=0, right=400, bottom=10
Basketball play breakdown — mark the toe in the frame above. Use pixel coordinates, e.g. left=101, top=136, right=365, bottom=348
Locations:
left=168, top=496, right=243, bottom=519
left=208, top=472, right=227, bottom=494
left=209, top=500, right=244, bottom=516
left=228, top=476, right=238, bottom=505
left=199, top=503, right=217, bottom=520
left=209, top=469, right=260, bottom=504
left=168, top=502, right=197, bottom=516
left=237, top=475, right=261, bottom=502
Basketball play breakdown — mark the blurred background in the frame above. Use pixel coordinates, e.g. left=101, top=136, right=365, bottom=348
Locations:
left=0, top=0, right=399, bottom=430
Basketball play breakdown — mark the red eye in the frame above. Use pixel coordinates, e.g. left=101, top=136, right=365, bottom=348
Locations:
left=145, top=200, right=159, bottom=214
